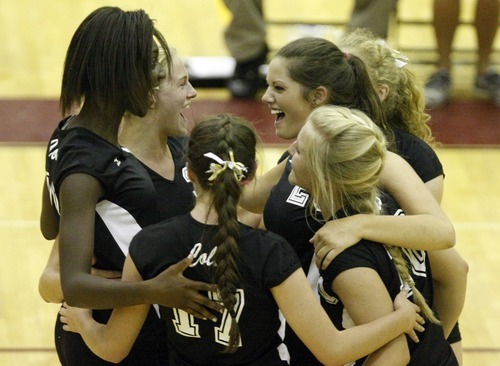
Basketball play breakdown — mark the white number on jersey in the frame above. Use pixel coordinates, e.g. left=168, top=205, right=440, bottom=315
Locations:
left=171, top=289, right=245, bottom=347
left=391, top=205, right=427, bottom=279
left=172, top=307, right=200, bottom=338
left=402, top=248, right=427, bottom=278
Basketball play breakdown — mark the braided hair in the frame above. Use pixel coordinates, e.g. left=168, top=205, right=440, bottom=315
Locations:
left=303, top=105, right=440, bottom=324
left=187, top=114, right=258, bottom=352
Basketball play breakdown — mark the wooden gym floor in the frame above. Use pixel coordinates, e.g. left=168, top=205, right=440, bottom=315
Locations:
left=0, top=0, right=499, bottom=365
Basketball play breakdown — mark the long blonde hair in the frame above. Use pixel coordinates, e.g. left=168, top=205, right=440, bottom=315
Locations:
left=304, top=105, right=440, bottom=324
left=339, top=28, right=435, bottom=145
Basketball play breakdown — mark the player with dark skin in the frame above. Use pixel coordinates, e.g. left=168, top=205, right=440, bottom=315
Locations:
left=39, top=7, right=220, bottom=319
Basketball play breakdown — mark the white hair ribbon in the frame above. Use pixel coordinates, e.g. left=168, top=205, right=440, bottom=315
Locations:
left=375, top=39, right=409, bottom=68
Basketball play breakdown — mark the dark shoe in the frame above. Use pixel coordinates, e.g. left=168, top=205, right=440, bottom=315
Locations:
left=425, top=69, right=452, bottom=108
left=228, top=48, right=267, bottom=99
left=475, top=68, right=500, bottom=106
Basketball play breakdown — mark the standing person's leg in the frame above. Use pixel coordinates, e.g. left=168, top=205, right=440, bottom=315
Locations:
left=434, top=0, right=461, bottom=70
left=473, top=0, right=500, bottom=104
left=348, top=0, right=397, bottom=39
left=223, top=0, right=267, bottom=99
left=425, top=0, right=460, bottom=108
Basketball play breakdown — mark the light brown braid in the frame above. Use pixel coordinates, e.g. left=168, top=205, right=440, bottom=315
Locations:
left=187, top=114, right=257, bottom=353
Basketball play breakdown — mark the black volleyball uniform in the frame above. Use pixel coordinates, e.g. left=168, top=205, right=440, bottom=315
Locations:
left=135, top=136, right=195, bottom=221
left=263, top=129, right=449, bottom=365
left=393, top=128, right=444, bottom=182
left=45, top=117, right=167, bottom=365
left=130, top=213, right=302, bottom=366
left=263, top=157, right=324, bottom=366
left=318, top=203, right=458, bottom=366
left=125, top=135, right=194, bottom=366
left=394, top=128, right=462, bottom=344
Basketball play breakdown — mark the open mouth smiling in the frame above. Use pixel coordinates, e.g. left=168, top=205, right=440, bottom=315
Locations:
left=271, top=109, right=285, bottom=124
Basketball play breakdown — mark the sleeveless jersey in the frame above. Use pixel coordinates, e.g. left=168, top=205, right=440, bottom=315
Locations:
left=130, top=213, right=302, bottom=365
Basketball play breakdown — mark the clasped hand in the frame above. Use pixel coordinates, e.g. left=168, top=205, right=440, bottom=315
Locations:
left=310, top=215, right=363, bottom=269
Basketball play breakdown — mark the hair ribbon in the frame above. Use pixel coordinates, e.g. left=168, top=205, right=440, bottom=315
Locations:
left=204, top=151, right=248, bottom=182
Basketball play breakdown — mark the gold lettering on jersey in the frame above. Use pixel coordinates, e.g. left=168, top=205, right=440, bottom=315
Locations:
left=189, top=242, right=216, bottom=267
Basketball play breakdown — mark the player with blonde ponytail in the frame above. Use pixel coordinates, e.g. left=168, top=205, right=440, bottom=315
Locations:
left=289, top=105, right=457, bottom=365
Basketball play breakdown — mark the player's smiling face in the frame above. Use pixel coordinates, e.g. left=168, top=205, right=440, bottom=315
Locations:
left=262, top=57, right=315, bottom=141
left=153, top=56, right=197, bottom=136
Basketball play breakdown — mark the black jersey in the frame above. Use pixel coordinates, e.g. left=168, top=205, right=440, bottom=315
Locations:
left=262, top=153, right=326, bottom=366
left=45, top=117, right=167, bottom=365
left=133, top=136, right=194, bottom=366
left=319, top=207, right=457, bottom=366
left=263, top=131, right=443, bottom=262
left=130, top=213, right=302, bottom=365
left=263, top=156, right=322, bottom=272
left=393, top=128, right=444, bottom=182
left=394, top=129, right=463, bottom=343
left=134, top=136, right=195, bottom=221
left=45, top=118, right=160, bottom=269
left=262, top=129, right=446, bottom=365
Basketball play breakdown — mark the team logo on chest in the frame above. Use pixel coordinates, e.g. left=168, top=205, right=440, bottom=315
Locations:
left=286, top=186, right=310, bottom=207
